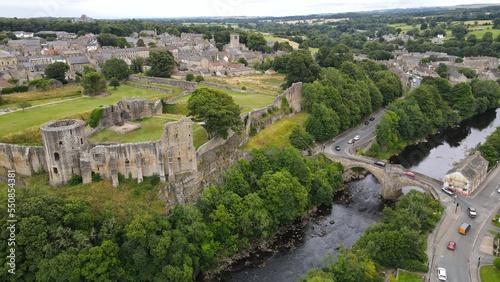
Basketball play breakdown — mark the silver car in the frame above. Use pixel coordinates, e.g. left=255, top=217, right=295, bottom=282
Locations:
left=437, top=267, right=447, bottom=281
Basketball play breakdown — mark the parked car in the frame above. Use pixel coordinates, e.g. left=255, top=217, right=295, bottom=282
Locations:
left=335, top=146, right=341, bottom=151
left=369, top=117, right=375, bottom=121
left=467, top=207, right=477, bottom=218
left=447, top=241, right=456, bottom=251
left=441, top=187, right=455, bottom=196
left=353, top=135, right=360, bottom=141
left=374, top=161, right=386, bottom=167
left=402, top=171, right=415, bottom=177
left=437, top=267, right=447, bottom=281
left=364, top=121, right=369, bottom=125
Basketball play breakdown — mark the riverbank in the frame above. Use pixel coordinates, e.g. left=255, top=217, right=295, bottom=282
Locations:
left=199, top=168, right=372, bottom=281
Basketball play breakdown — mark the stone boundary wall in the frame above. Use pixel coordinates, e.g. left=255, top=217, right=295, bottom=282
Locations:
left=125, top=82, right=173, bottom=93
left=0, top=144, right=46, bottom=177
left=199, top=81, right=257, bottom=93
left=128, top=75, right=197, bottom=90
left=166, top=90, right=194, bottom=104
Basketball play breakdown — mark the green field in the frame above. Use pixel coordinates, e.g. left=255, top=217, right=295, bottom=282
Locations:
left=172, top=85, right=277, bottom=113
left=467, top=25, right=500, bottom=38
left=128, top=81, right=185, bottom=96
left=388, top=22, right=500, bottom=39
left=0, top=85, right=171, bottom=139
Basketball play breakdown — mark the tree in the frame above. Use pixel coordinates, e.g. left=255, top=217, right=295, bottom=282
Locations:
left=289, top=125, right=314, bottom=150
left=148, top=50, right=175, bottom=78
left=238, top=57, right=248, bottom=66
left=305, top=103, right=340, bottom=142
left=246, top=32, right=267, bottom=51
left=109, top=77, right=120, bottom=90
left=102, top=58, right=130, bottom=80
left=187, top=88, right=243, bottom=139
left=195, top=75, right=204, bottom=83
left=44, top=62, right=69, bottom=84
left=18, top=101, right=32, bottom=111
left=284, top=50, right=321, bottom=88
left=136, top=38, right=145, bottom=47
left=81, top=67, right=107, bottom=96
left=420, top=22, right=428, bottom=30
left=130, top=57, right=144, bottom=74
left=435, top=63, right=448, bottom=79
left=450, top=24, right=468, bottom=40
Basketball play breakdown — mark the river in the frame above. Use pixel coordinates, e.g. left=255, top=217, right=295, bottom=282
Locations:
left=389, top=108, right=500, bottom=180
left=220, top=174, right=384, bottom=282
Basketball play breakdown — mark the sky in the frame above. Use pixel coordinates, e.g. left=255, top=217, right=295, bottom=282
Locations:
left=1, top=0, right=500, bottom=19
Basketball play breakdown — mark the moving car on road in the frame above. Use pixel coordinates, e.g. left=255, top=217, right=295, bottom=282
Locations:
left=335, top=146, right=341, bottom=151
left=441, top=187, right=455, bottom=196
left=402, top=171, right=415, bottom=177
left=374, top=161, right=386, bottom=167
left=369, top=117, right=375, bottom=121
left=437, top=267, right=447, bottom=281
left=353, top=135, right=360, bottom=141
left=447, top=241, right=456, bottom=251
left=467, top=207, right=477, bottom=218
left=347, top=139, right=354, bottom=144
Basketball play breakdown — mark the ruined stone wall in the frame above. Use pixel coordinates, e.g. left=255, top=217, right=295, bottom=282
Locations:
left=98, top=98, right=162, bottom=129
left=128, top=75, right=197, bottom=90
left=125, top=82, right=173, bottom=93
left=199, top=81, right=257, bottom=93
left=0, top=144, right=46, bottom=176
left=89, top=141, right=161, bottom=182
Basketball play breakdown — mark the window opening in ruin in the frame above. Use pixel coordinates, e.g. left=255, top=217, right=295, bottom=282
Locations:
left=125, top=158, right=130, bottom=164
left=54, top=152, right=60, bottom=161
left=70, top=129, right=72, bottom=135
left=53, top=167, right=58, bottom=174
left=111, top=106, right=114, bottom=112
left=175, top=133, right=178, bottom=138
left=59, top=141, right=63, bottom=145
left=80, top=138, right=83, bottom=145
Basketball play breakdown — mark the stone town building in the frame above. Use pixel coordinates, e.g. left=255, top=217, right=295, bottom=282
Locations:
left=443, top=152, right=488, bottom=196
left=0, top=51, right=17, bottom=71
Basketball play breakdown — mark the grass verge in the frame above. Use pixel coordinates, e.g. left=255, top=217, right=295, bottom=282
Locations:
left=242, top=112, right=309, bottom=151
left=397, top=271, right=423, bottom=282
left=480, top=265, right=500, bottom=282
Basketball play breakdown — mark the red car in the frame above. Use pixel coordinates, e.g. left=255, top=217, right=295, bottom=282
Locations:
left=447, top=241, right=456, bottom=251
left=402, top=171, right=415, bottom=177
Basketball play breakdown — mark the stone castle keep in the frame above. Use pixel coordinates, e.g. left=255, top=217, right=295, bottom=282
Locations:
left=0, top=81, right=303, bottom=205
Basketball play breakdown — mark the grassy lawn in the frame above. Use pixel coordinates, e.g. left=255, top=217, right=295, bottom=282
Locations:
left=388, top=23, right=415, bottom=33
left=397, top=271, right=423, bottom=282
left=242, top=112, right=309, bottom=151
left=0, top=85, right=171, bottom=140
left=0, top=85, right=82, bottom=109
left=264, top=35, right=300, bottom=49
left=90, top=115, right=208, bottom=149
left=172, top=85, right=277, bottom=113
left=204, top=73, right=286, bottom=96
left=480, top=265, right=500, bottom=282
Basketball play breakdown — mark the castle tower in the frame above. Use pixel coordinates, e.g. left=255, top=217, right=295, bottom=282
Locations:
left=41, top=119, right=90, bottom=186
left=161, top=117, right=197, bottom=180
left=229, top=33, right=240, bottom=49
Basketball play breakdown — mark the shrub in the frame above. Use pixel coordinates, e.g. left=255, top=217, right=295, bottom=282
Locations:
left=68, top=174, right=83, bottom=186
left=88, top=108, right=104, bottom=128
left=401, top=259, right=428, bottom=272
left=12, top=85, right=29, bottom=92
left=147, top=174, right=160, bottom=186
left=186, top=73, right=194, bottom=81
left=91, top=173, right=102, bottom=182
left=195, top=75, right=204, bottom=83
left=28, top=79, right=50, bottom=90
left=1, top=87, right=14, bottom=94
left=241, top=86, right=247, bottom=90
left=494, top=257, right=500, bottom=270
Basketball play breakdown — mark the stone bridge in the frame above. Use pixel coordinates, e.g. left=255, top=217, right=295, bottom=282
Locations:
left=324, top=154, right=442, bottom=200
